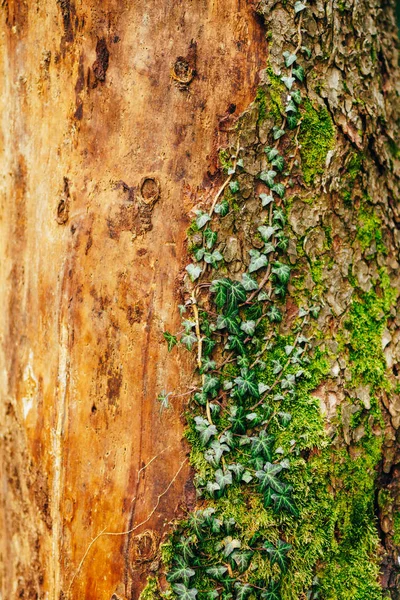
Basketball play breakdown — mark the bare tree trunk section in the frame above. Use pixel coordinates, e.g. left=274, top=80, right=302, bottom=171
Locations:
left=0, top=2, right=265, bottom=599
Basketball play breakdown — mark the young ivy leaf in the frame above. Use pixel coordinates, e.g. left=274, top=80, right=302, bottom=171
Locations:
left=229, top=180, right=240, bottom=194
left=214, top=200, right=229, bottom=216
left=261, top=580, right=281, bottom=600
left=215, top=468, right=233, bottom=491
left=225, top=279, right=247, bottom=313
left=186, top=263, right=202, bottom=281
left=251, top=431, right=274, bottom=460
left=204, top=228, right=218, bottom=249
left=294, top=0, right=307, bottom=13
left=163, top=331, right=178, bottom=352
left=281, top=75, right=295, bottom=90
left=234, top=369, right=260, bottom=398
left=273, top=126, right=286, bottom=140
left=282, top=51, right=297, bottom=67
left=272, top=261, right=291, bottom=284
left=234, top=583, right=252, bottom=600
left=259, top=170, right=277, bottom=188
left=204, top=250, right=223, bottom=265
left=271, top=155, right=285, bottom=172
left=271, top=491, right=299, bottom=517
left=194, top=416, right=218, bottom=445
left=195, top=211, right=211, bottom=229
left=301, top=45, right=312, bottom=59
left=258, top=225, right=276, bottom=242
left=232, top=551, right=253, bottom=574
left=221, top=537, right=241, bottom=557
left=287, top=114, right=298, bottom=129
left=267, top=305, right=282, bottom=323
left=255, top=462, right=285, bottom=493
left=273, top=207, right=286, bottom=225
left=285, top=99, right=298, bottom=113
left=249, top=251, right=268, bottom=273
left=242, top=470, right=253, bottom=483
left=203, top=374, right=220, bottom=395
left=291, top=89, right=302, bottom=104
left=240, top=320, right=256, bottom=336
left=181, top=331, right=197, bottom=351
left=272, top=183, right=285, bottom=198
left=265, top=146, right=279, bottom=161
left=259, top=193, right=274, bottom=207
left=293, top=65, right=305, bottom=82
left=241, top=272, right=258, bottom=291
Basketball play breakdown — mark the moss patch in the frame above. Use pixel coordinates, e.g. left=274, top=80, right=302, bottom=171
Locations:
left=299, top=99, right=335, bottom=185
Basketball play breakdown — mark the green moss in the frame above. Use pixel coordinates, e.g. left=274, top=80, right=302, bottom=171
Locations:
left=299, top=99, right=335, bottom=185
left=393, top=512, right=400, bottom=545
left=255, top=87, right=268, bottom=123
left=219, top=149, right=233, bottom=174
left=266, top=67, right=285, bottom=122
left=357, top=203, right=386, bottom=254
left=139, top=577, right=161, bottom=599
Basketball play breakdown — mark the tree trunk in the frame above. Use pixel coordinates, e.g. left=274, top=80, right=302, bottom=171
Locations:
left=0, top=1, right=399, bottom=600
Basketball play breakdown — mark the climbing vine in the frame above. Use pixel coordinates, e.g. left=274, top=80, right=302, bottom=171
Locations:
left=143, top=1, right=396, bottom=599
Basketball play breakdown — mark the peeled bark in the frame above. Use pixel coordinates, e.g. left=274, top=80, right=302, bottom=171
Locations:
left=0, top=1, right=400, bottom=600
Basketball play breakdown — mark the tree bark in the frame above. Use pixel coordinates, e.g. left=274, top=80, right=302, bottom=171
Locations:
left=0, top=1, right=399, bottom=600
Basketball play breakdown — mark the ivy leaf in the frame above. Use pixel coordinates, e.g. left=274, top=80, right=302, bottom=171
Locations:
left=273, top=126, right=285, bottom=139
left=240, top=320, right=256, bottom=336
left=292, top=89, right=302, bottom=104
left=241, top=273, right=258, bottom=291
left=225, top=280, right=247, bottom=313
left=216, top=313, right=241, bottom=335
left=258, top=382, right=269, bottom=394
left=194, top=416, right=218, bottom=445
left=194, top=248, right=205, bottom=261
left=285, top=99, right=298, bottom=114
left=177, top=537, right=195, bottom=562
left=294, top=0, right=307, bottom=13
left=249, top=252, right=268, bottom=273
left=215, top=468, right=233, bottom=491
left=204, top=250, right=223, bottom=265
left=206, top=481, right=221, bottom=495
left=167, top=556, right=196, bottom=585
left=272, top=261, right=291, bottom=284
left=228, top=463, right=245, bottom=479
left=227, top=335, right=246, bottom=355
left=271, top=155, right=285, bottom=172
left=260, top=580, right=281, bottom=600
left=201, top=358, right=217, bottom=372
left=163, top=331, right=178, bottom=351
left=188, top=511, right=207, bottom=537
left=265, top=147, right=279, bottom=161
left=229, top=180, right=240, bottom=194
left=211, top=279, right=228, bottom=308
left=271, top=491, right=299, bottom=516
left=181, top=331, right=197, bottom=350
left=277, top=235, right=289, bottom=251
left=242, top=470, right=253, bottom=483
left=228, top=405, right=247, bottom=433
left=267, top=305, right=282, bottom=323
left=273, top=207, right=286, bottom=225
left=234, top=583, right=252, bottom=600
left=287, top=114, right=298, bottom=129
left=259, top=193, right=275, bottom=207
left=281, top=75, right=295, bottom=90
left=221, top=537, right=241, bottom=557
left=259, top=170, right=277, bottom=187
left=272, top=183, right=285, bottom=198
left=234, top=369, right=260, bottom=398
left=172, top=584, right=198, bottom=600
left=186, top=263, right=202, bottom=282
left=214, top=200, right=229, bottom=216
left=232, top=551, right=253, bottom=574
left=281, top=373, right=296, bottom=390
left=272, top=359, right=283, bottom=375
left=264, top=539, right=292, bottom=572
left=195, top=211, right=211, bottom=229
left=206, top=565, right=228, bottom=580
left=302, top=45, right=312, bottom=58
left=204, top=228, right=218, bottom=249
left=310, top=304, right=321, bottom=318
left=251, top=431, right=274, bottom=461
left=255, top=462, right=285, bottom=493
left=285, top=344, right=294, bottom=355
left=277, top=411, right=292, bottom=426
left=283, top=51, right=297, bottom=67
left=258, top=225, right=276, bottom=242
left=203, top=592, right=220, bottom=600
left=203, top=374, right=220, bottom=395
left=293, top=65, right=305, bottom=82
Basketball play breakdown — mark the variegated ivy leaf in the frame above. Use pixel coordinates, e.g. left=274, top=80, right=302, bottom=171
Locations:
left=265, top=146, right=279, bottom=161
left=229, top=180, right=240, bottom=194
left=195, top=210, right=211, bottom=229
left=204, top=250, right=223, bottom=264
left=281, top=373, right=296, bottom=389
left=186, top=263, right=202, bottom=281
left=223, top=380, right=233, bottom=391
left=283, top=51, right=297, bottom=67
left=234, top=583, right=252, bottom=600
left=172, top=584, right=198, bottom=600
left=278, top=411, right=292, bottom=426
left=194, top=416, right=218, bottom=445
left=220, top=430, right=234, bottom=446
left=273, top=207, right=286, bottom=224
left=272, top=261, right=291, bottom=284
left=298, top=306, right=309, bottom=317
left=178, top=304, right=187, bottom=315
left=215, top=468, right=233, bottom=490
left=285, top=99, right=298, bottom=113
left=258, top=225, right=276, bottom=241
left=259, top=169, right=277, bottom=187
left=203, top=374, right=220, bottom=394
left=302, top=45, right=312, bottom=58
left=246, top=412, right=258, bottom=421
left=287, top=114, right=298, bottom=129
left=281, top=75, right=295, bottom=90
left=293, top=65, right=305, bottom=82
left=271, top=155, right=285, bottom=172
left=182, top=319, right=196, bottom=331
left=236, top=157, right=244, bottom=168
left=259, top=193, right=275, bottom=207
left=280, top=458, right=290, bottom=469
left=258, top=382, right=269, bottom=394
left=240, top=320, right=256, bottom=336
left=228, top=463, right=245, bottom=479
left=258, top=290, right=270, bottom=302
left=255, top=462, right=285, bottom=493
left=249, top=251, right=268, bottom=273
left=167, top=557, right=195, bottom=585
left=204, top=228, right=218, bottom=249
left=273, top=126, right=286, bottom=139
left=181, top=331, right=197, bottom=350
left=267, top=305, right=282, bottom=322
left=206, top=481, right=220, bottom=495
left=194, top=248, right=205, bottom=261
left=242, top=470, right=253, bottom=483
left=241, top=272, right=258, bottom=291
left=285, top=344, right=294, bottom=355
left=294, top=0, right=307, bottom=13
left=202, top=358, right=216, bottom=372
left=205, top=565, right=228, bottom=580
left=264, top=242, right=276, bottom=254
left=272, top=183, right=285, bottom=198
left=214, top=200, right=229, bottom=216
left=291, top=89, right=302, bottom=104
left=221, top=537, right=241, bottom=557
left=272, top=359, right=283, bottom=374
left=227, top=166, right=236, bottom=175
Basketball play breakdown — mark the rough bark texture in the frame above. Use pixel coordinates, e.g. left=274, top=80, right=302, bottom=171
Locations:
left=0, top=1, right=400, bottom=600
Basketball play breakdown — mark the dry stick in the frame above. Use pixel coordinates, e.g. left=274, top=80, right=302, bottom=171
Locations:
left=67, top=455, right=186, bottom=596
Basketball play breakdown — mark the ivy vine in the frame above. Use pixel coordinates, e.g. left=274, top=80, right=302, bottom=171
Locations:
left=155, top=3, right=323, bottom=599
